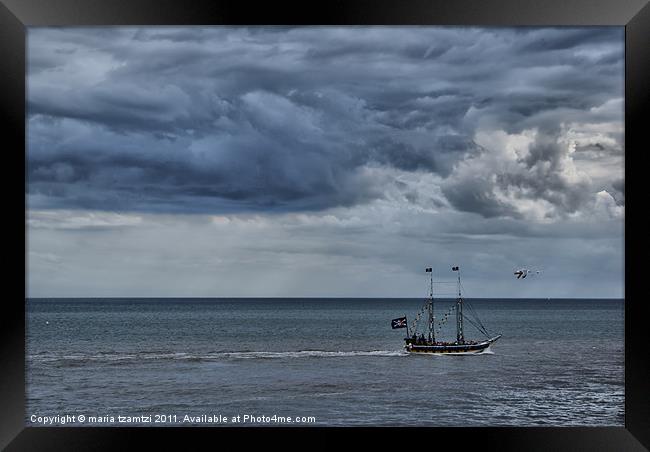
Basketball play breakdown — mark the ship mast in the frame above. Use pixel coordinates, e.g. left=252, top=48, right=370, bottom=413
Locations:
left=428, top=267, right=435, bottom=343
left=455, top=266, right=464, bottom=344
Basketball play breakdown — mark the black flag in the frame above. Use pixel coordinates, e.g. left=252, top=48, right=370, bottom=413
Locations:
left=452, top=266, right=459, bottom=271
left=425, top=268, right=432, bottom=272
left=391, top=317, right=408, bottom=329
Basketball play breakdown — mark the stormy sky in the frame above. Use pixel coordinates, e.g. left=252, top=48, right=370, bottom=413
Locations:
left=26, top=26, right=624, bottom=298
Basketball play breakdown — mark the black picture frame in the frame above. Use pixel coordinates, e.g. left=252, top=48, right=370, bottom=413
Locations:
left=2, top=0, right=648, bottom=449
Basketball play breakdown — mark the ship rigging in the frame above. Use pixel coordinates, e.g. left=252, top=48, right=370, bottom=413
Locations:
left=391, top=266, right=501, bottom=355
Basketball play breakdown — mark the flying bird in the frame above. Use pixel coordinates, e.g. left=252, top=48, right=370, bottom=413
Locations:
left=514, top=268, right=541, bottom=279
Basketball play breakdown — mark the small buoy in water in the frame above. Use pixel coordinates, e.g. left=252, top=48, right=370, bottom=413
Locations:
left=45, top=321, right=49, bottom=325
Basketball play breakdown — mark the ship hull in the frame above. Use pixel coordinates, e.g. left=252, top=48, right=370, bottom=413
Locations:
left=405, top=335, right=501, bottom=355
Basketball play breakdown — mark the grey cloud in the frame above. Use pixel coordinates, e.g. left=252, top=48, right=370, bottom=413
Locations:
left=442, top=127, right=595, bottom=220
left=442, top=180, right=518, bottom=219
left=516, top=27, right=621, bottom=52
left=610, top=179, right=624, bottom=206
left=27, top=26, right=623, bottom=217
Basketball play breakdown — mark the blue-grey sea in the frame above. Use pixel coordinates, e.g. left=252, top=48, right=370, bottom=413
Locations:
left=26, top=298, right=624, bottom=426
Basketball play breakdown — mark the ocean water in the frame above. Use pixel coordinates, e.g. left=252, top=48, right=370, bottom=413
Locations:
left=26, top=298, right=624, bottom=426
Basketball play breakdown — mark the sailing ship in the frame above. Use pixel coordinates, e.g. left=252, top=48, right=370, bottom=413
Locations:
left=391, top=266, right=501, bottom=355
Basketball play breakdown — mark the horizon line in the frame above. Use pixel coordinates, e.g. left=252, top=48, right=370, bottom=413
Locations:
left=26, top=296, right=625, bottom=300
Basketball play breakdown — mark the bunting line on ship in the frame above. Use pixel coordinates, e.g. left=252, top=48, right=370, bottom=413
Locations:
left=391, top=266, right=501, bottom=355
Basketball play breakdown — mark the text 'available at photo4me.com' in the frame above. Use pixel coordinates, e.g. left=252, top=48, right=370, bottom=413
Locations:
left=29, top=413, right=317, bottom=426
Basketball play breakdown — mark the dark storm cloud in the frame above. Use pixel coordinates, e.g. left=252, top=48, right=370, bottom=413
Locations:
left=27, top=26, right=623, bottom=216
left=516, top=27, right=620, bottom=52
left=610, top=179, right=625, bottom=206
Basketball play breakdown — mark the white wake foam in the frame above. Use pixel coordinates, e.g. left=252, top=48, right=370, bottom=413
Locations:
left=216, top=350, right=409, bottom=359
left=29, top=350, right=409, bottom=363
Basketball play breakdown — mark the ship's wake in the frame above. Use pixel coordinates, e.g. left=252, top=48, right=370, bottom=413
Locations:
left=28, top=349, right=410, bottom=364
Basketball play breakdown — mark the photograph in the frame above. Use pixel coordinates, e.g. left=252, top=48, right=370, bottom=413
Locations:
left=24, top=25, right=626, bottom=428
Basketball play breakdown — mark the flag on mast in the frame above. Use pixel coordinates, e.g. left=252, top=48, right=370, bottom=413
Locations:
left=391, top=317, right=408, bottom=329
left=425, top=267, right=432, bottom=272
left=452, top=266, right=459, bottom=271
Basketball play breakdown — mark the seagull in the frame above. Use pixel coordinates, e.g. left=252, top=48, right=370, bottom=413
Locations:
left=514, top=268, right=541, bottom=279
